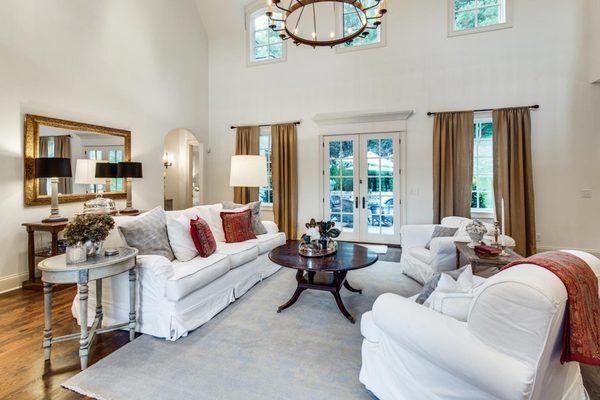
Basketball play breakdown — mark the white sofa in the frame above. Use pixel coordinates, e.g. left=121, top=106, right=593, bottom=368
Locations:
left=71, top=204, right=286, bottom=341
left=400, top=216, right=516, bottom=284
left=360, top=250, right=600, bottom=400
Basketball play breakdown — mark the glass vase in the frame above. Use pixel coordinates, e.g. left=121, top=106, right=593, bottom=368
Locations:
left=66, top=243, right=87, bottom=264
left=85, top=241, right=104, bottom=257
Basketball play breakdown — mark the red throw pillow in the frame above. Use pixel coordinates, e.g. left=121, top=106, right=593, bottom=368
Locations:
left=221, top=209, right=257, bottom=243
left=190, top=217, right=217, bottom=257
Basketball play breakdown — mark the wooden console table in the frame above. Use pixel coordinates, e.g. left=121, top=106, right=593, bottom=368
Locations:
left=22, top=221, right=70, bottom=291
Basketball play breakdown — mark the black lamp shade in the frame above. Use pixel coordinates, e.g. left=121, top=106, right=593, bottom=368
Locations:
left=35, top=157, right=72, bottom=178
left=95, top=162, right=118, bottom=178
left=117, top=162, right=143, bottom=178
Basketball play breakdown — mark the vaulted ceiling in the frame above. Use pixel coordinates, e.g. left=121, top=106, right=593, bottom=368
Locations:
left=195, top=0, right=255, bottom=39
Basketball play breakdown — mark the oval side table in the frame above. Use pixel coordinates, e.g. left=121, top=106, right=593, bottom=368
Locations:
left=38, top=246, right=138, bottom=370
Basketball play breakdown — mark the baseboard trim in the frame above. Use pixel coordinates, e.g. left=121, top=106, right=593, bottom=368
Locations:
left=537, top=246, right=600, bottom=259
left=0, top=272, right=28, bottom=294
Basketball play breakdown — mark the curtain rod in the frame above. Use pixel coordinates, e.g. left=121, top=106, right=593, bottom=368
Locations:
left=427, top=104, right=539, bottom=117
left=229, top=121, right=301, bottom=129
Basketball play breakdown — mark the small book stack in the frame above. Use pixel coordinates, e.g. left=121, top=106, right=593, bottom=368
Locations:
left=474, top=244, right=502, bottom=259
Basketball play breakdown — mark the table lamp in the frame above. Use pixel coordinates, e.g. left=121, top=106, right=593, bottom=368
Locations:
left=35, top=157, right=72, bottom=223
left=229, top=155, right=268, bottom=187
left=117, top=161, right=143, bottom=214
left=95, top=162, right=118, bottom=193
left=74, top=159, right=105, bottom=191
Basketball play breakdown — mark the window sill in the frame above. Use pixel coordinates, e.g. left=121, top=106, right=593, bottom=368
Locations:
left=261, top=205, right=273, bottom=212
left=471, top=209, right=495, bottom=221
left=448, top=22, right=512, bottom=37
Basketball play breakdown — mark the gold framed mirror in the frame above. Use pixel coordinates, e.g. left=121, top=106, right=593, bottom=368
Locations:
left=24, top=114, right=131, bottom=206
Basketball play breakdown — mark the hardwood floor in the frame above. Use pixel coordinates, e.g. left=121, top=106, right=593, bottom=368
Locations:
left=0, top=247, right=598, bottom=399
left=0, top=287, right=131, bottom=400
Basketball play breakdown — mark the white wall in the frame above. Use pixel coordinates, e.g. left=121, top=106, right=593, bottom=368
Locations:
left=590, top=0, right=600, bottom=83
left=0, top=0, right=209, bottom=291
left=204, top=0, right=600, bottom=252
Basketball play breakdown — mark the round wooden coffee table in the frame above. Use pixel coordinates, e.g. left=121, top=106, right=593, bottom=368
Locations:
left=269, top=241, right=378, bottom=323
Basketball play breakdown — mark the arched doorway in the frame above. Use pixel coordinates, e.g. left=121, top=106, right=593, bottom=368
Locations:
left=163, top=128, right=203, bottom=210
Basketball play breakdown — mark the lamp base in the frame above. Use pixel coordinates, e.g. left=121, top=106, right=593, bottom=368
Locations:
left=119, top=207, right=139, bottom=215
left=42, top=215, right=68, bottom=224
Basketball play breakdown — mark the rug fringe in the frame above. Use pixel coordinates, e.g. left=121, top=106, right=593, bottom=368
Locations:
left=62, top=382, right=108, bottom=400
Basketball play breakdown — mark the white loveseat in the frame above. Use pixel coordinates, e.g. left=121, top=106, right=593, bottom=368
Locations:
left=360, top=250, right=600, bottom=400
left=71, top=204, right=286, bottom=341
left=400, top=216, right=516, bottom=284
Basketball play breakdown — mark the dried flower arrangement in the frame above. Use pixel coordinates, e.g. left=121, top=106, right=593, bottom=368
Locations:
left=64, top=214, right=115, bottom=246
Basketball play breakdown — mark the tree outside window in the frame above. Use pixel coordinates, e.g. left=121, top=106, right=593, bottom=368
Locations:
left=472, top=120, right=494, bottom=211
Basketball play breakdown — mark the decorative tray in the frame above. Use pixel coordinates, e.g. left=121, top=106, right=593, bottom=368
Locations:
left=298, top=241, right=338, bottom=258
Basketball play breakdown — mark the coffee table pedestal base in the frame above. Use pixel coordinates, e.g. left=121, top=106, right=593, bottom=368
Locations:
left=277, top=270, right=361, bottom=323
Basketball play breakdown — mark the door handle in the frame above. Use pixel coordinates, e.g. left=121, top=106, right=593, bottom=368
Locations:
left=355, top=196, right=359, bottom=208
left=362, top=197, right=366, bottom=209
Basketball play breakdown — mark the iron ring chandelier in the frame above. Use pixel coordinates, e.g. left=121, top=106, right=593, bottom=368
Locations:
left=266, top=0, right=387, bottom=48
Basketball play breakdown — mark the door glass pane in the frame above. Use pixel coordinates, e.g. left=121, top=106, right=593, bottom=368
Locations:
left=366, top=137, right=395, bottom=236
left=327, top=139, right=355, bottom=233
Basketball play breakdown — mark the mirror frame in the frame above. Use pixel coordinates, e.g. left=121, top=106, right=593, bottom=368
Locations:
left=24, top=114, right=131, bottom=206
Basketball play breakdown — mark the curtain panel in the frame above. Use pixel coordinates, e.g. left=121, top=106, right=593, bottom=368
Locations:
left=233, top=126, right=260, bottom=204
left=493, top=107, right=536, bottom=256
left=271, top=123, right=298, bottom=240
left=432, top=111, right=474, bottom=223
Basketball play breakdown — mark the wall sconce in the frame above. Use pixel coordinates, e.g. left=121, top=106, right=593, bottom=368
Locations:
left=163, top=152, right=173, bottom=169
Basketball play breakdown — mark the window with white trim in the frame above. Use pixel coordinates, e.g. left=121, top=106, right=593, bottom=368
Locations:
left=248, top=8, right=285, bottom=64
left=340, top=0, right=383, bottom=49
left=472, top=119, right=494, bottom=213
left=259, top=129, right=273, bottom=206
left=450, top=0, right=510, bottom=36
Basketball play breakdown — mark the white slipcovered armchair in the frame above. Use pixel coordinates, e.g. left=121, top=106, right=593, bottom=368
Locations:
left=400, top=216, right=516, bottom=284
left=360, top=250, right=600, bottom=400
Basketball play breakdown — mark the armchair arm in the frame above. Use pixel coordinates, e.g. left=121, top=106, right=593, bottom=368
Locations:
left=400, top=224, right=435, bottom=249
left=371, top=293, right=532, bottom=400
left=428, top=236, right=464, bottom=273
left=136, top=255, right=174, bottom=280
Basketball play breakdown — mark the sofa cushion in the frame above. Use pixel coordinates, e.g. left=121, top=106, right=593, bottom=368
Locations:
left=425, top=226, right=458, bottom=250
left=167, top=213, right=198, bottom=262
left=165, top=253, right=230, bottom=301
left=119, top=207, right=175, bottom=261
left=221, top=209, right=257, bottom=243
left=409, top=247, right=433, bottom=265
left=215, top=242, right=259, bottom=268
left=248, top=232, right=286, bottom=255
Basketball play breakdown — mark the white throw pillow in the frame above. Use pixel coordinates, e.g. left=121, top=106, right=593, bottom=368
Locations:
left=166, top=213, right=199, bottom=262
left=436, top=265, right=474, bottom=293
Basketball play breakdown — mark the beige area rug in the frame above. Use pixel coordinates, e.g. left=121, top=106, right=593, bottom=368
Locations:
left=63, top=261, right=421, bottom=400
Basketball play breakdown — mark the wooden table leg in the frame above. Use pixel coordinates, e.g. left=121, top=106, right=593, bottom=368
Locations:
left=51, top=232, right=59, bottom=256
left=43, top=282, right=53, bottom=361
left=128, top=269, right=136, bottom=341
left=277, top=269, right=305, bottom=313
left=332, top=272, right=355, bottom=324
left=78, top=282, right=89, bottom=370
left=27, top=229, right=35, bottom=283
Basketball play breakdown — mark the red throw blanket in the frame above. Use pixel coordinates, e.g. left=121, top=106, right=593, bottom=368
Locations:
left=502, top=251, right=600, bottom=365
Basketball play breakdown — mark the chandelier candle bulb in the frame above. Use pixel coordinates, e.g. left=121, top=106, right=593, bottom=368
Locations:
left=267, top=0, right=386, bottom=48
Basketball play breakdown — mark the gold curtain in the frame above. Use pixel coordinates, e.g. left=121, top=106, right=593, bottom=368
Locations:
left=233, top=126, right=260, bottom=203
left=493, top=107, right=536, bottom=256
left=271, top=123, right=298, bottom=240
left=432, top=112, right=474, bottom=223
left=38, top=137, right=50, bottom=195
left=54, top=136, right=72, bottom=195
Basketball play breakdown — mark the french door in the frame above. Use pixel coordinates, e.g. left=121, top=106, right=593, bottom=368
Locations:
left=323, top=133, right=401, bottom=244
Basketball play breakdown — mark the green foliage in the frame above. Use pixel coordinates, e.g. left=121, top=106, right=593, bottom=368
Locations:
left=64, top=214, right=115, bottom=246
